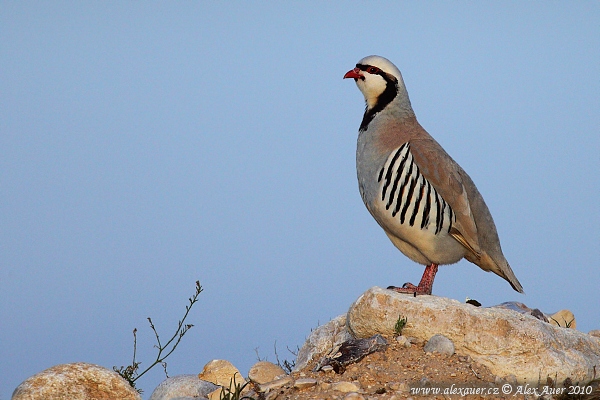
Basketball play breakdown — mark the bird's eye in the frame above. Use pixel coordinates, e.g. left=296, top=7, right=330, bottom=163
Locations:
left=367, top=66, right=380, bottom=74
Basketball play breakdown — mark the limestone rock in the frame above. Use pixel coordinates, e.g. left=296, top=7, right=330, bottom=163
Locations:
left=198, top=359, right=245, bottom=388
left=294, top=315, right=352, bottom=371
left=423, top=334, right=455, bottom=356
left=346, top=286, right=600, bottom=384
left=149, top=375, right=218, bottom=400
left=590, top=330, right=600, bottom=338
left=248, top=361, right=286, bottom=384
left=12, top=362, right=141, bottom=400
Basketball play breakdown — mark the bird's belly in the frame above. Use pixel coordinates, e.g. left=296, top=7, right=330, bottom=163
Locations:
left=376, top=209, right=466, bottom=265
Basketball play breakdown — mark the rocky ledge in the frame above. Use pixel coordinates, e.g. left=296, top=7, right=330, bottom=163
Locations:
left=345, top=286, right=600, bottom=384
left=12, top=287, right=600, bottom=399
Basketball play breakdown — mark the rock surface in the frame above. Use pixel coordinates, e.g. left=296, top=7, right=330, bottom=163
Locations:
left=12, top=362, right=141, bottom=400
left=346, top=286, right=600, bottom=384
left=149, top=374, right=218, bottom=400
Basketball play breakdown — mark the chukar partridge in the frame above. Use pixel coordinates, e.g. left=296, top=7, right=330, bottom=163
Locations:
left=344, top=55, right=523, bottom=295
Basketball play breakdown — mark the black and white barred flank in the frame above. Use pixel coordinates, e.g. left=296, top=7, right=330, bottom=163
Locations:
left=378, top=142, right=455, bottom=234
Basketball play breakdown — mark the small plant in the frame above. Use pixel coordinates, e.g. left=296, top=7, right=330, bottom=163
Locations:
left=394, top=315, right=407, bottom=336
left=113, top=280, right=203, bottom=393
left=219, top=374, right=255, bottom=400
left=274, top=341, right=297, bottom=374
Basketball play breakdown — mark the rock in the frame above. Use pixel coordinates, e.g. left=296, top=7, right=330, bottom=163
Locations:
left=346, top=286, right=600, bottom=384
left=395, top=335, right=410, bottom=347
left=149, top=375, right=218, bottom=400
left=12, top=362, right=141, bottom=400
left=257, top=376, right=293, bottom=393
left=590, top=330, right=600, bottom=338
left=198, top=359, right=245, bottom=388
left=294, top=315, right=352, bottom=371
left=547, top=309, right=576, bottom=328
left=248, top=361, right=286, bottom=384
left=423, top=334, right=455, bottom=356
left=331, top=381, right=361, bottom=393
left=294, top=378, right=317, bottom=390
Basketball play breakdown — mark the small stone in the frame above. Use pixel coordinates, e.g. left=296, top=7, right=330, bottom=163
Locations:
left=257, top=376, right=293, bottom=393
left=248, top=361, right=286, bottom=384
left=395, top=335, right=409, bottom=346
left=12, top=362, right=141, bottom=400
left=319, top=382, right=332, bottom=391
left=321, top=365, right=334, bottom=372
left=423, top=334, right=455, bottom=356
left=332, top=381, right=361, bottom=393
left=149, top=375, right=218, bottom=400
left=589, top=330, right=600, bottom=338
left=198, top=359, right=245, bottom=388
left=450, top=373, right=456, bottom=377
left=294, top=378, right=318, bottom=390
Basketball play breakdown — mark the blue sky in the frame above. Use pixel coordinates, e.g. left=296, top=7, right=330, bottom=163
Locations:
left=1, top=2, right=599, bottom=398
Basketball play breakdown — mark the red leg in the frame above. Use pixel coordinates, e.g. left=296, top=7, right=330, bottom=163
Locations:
left=388, top=263, right=438, bottom=295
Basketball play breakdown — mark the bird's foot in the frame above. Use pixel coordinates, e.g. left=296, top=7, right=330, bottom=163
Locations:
left=387, top=283, right=432, bottom=295
left=386, top=263, right=439, bottom=296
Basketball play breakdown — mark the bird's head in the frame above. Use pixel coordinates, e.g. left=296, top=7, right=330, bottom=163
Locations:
left=344, top=55, right=412, bottom=116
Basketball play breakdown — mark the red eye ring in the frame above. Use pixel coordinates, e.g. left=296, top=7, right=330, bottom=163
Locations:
left=367, top=66, right=380, bottom=74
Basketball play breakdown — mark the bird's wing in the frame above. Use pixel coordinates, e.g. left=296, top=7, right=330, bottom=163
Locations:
left=408, top=137, right=482, bottom=260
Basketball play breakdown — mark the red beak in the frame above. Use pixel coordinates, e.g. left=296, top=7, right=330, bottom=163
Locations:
left=343, top=68, right=363, bottom=80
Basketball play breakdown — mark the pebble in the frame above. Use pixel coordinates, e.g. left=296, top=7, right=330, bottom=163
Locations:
left=423, top=334, right=455, bottom=356
left=248, top=361, right=286, bottom=384
left=589, top=329, right=600, bottom=338
left=294, top=378, right=318, bottom=390
left=457, top=355, right=471, bottom=363
left=332, top=381, right=362, bottom=393
left=395, top=335, right=411, bottom=348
